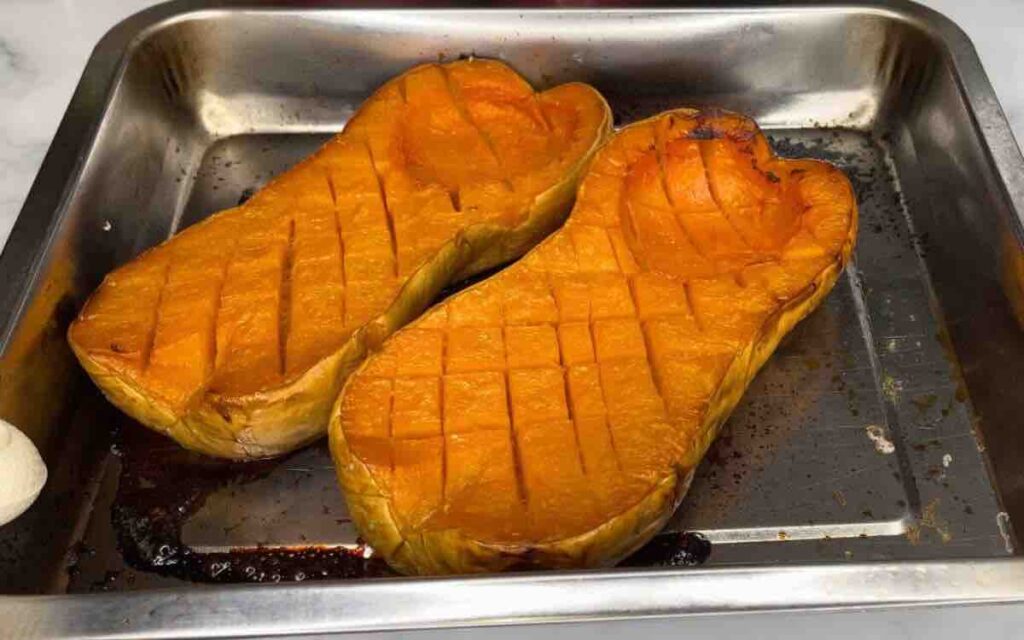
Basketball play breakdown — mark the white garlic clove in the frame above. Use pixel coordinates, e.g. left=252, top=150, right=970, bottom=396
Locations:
left=0, top=419, right=48, bottom=527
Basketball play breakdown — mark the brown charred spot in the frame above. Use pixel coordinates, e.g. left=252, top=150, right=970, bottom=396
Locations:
left=688, top=125, right=717, bottom=140
left=237, top=187, right=257, bottom=206
left=216, top=405, right=233, bottom=423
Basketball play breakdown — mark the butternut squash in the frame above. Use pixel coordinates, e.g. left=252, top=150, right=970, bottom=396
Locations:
left=330, top=108, right=857, bottom=574
left=68, top=60, right=612, bottom=459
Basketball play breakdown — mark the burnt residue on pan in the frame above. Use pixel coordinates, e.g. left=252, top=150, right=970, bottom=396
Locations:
left=104, top=424, right=390, bottom=584
left=624, top=532, right=712, bottom=567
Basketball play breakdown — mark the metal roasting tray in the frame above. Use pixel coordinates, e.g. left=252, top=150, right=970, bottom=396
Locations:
left=3, top=0, right=1024, bottom=636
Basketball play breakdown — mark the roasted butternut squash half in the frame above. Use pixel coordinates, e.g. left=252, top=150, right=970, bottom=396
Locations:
left=330, top=108, right=857, bottom=574
left=68, top=60, right=612, bottom=459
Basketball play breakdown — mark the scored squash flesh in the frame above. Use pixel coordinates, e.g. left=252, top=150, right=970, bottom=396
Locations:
left=67, top=60, right=612, bottom=459
left=330, top=108, right=858, bottom=574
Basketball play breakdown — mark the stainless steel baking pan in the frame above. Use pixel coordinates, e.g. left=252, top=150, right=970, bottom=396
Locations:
left=4, top=0, right=1024, bottom=637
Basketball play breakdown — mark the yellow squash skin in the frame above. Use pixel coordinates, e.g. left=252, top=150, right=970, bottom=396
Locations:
left=67, top=60, right=612, bottom=459
left=330, top=108, right=858, bottom=575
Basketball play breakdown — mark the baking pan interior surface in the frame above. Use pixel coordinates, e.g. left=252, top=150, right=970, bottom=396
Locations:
left=2, top=1, right=1024, bottom=635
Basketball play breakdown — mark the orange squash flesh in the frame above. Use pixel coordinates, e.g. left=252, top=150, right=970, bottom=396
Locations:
left=67, top=60, right=611, bottom=459
left=330, top=108, right=858, bottom=574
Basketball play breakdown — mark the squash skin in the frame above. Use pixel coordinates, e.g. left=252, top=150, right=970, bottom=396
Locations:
left=68, top=61, right=612, bottom=460
left=330, top=107, right=858, bottom=575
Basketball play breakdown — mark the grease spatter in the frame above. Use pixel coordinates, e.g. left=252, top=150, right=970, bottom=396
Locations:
left=996, top=512, right=1014, bottom=554
left=881, top=374, right=902, bottom=404
left=910, top=393, right=937, bottom=413
left=865, top=424, right=895, bottom=454
left=906, top=499, right=952, bottom=545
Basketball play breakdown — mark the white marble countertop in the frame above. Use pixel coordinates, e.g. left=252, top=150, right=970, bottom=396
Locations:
left=1, top=0, right=1022, bottom=252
